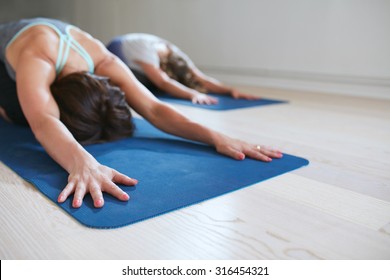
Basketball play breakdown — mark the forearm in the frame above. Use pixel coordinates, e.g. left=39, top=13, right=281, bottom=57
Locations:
left=159, top=78, right=199, bottom=100
left=201, top=76, right=232, bottom=94
left=146, top=102, right=281, bottom=162
left=32, top=115, right=96, bottom=173
left=191, top=68, right=232, bottom=94
left=148, top=102, right=222, bottom=146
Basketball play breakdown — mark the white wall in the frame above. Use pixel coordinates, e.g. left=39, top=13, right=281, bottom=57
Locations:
left=0, top=0, right=74, bottom=23
left=2, top=0, right=389, bottom=98
left=72, top=0, right=390, bottom=98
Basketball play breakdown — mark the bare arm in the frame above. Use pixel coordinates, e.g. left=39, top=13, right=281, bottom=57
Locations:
left=191, top=67, right=260, bottom=100
left=16, top=51, right=137, bottom=208
left=137, top=61, right=218, bottom=105
left=191, top=67, right=232, bottom=93
left=96, top=52, right=282, bottom=161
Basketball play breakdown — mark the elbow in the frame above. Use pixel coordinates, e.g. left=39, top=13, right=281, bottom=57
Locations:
left=147, top=100, right=176, bottom=126
left=29, top=116, right=50, bottom=141
left=153, top=79, right=165, bottom=89
left=28, top=114, right=59, bottom=142
left=153, top=75, right=170, bottom=90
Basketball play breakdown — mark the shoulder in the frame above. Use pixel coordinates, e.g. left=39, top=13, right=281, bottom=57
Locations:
left=7, top=26, right=59, bottom=71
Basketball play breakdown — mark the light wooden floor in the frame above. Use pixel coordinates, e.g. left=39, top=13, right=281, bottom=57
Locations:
left=1, top=86, right=389, bottom=259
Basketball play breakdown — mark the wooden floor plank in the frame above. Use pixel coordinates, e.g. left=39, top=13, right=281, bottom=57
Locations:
left=261, top=174, right=390, bottom=230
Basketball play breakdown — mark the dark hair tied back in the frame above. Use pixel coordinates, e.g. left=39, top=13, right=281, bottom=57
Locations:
left=51, top=72, right=135, bottom=145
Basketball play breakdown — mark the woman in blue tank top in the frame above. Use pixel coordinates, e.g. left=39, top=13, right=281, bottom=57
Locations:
left=0, top=18, right=97, bottom=125
left=0, top=18, right=282, bottom=209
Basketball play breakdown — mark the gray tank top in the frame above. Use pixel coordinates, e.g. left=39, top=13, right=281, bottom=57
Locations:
left=0, top=17, right=94, bottom=80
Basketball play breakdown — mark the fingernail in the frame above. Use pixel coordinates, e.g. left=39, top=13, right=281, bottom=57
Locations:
left=96, top=199, right=104, bottom=207
left=73, top=199, right=81, bottom=208
left=122, top=193, right=129, bottom=200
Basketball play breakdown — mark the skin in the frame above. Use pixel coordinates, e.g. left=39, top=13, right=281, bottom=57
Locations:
left=135, top=42, right=260, bottom=105
left=2, top=24, right=283, bottom=208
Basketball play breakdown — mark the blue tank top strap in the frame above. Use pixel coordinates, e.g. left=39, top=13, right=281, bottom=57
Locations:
left=5, top=21, right=63, bottom=50
left=55, top=34, right=66, bottom=74
left=65, top=26, right=94, bottom=73
left=56, top=33, right=73, bottom=75
left=5, top=21, right=95, bottom=75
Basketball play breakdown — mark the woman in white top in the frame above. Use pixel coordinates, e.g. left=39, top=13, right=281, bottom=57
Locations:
left=107, top=33, right=259, bottom=105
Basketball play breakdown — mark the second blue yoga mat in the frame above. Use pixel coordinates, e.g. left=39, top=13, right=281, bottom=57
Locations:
left=153, top=91, right=286, bottom=110
left=0, top=118, right=308, bottom=229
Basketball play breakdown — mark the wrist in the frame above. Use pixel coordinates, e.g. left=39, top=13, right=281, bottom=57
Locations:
left=209, top=131, right=226, bottom=148
left=189, top=89, right=200, bottom=96
left=67, top=143, right=98, bottom=172
left=188, top=90, right=201, bottom=100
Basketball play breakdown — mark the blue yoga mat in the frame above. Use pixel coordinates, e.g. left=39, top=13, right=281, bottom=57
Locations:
left=0, top=118, right=308, bottom=229
left=153, top=91, right=286, bottom=110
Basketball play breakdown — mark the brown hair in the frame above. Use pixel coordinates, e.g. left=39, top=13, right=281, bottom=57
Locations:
left=160, top=52, right=207, bottom=93
left=50, top=72, right=135, bottom=145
